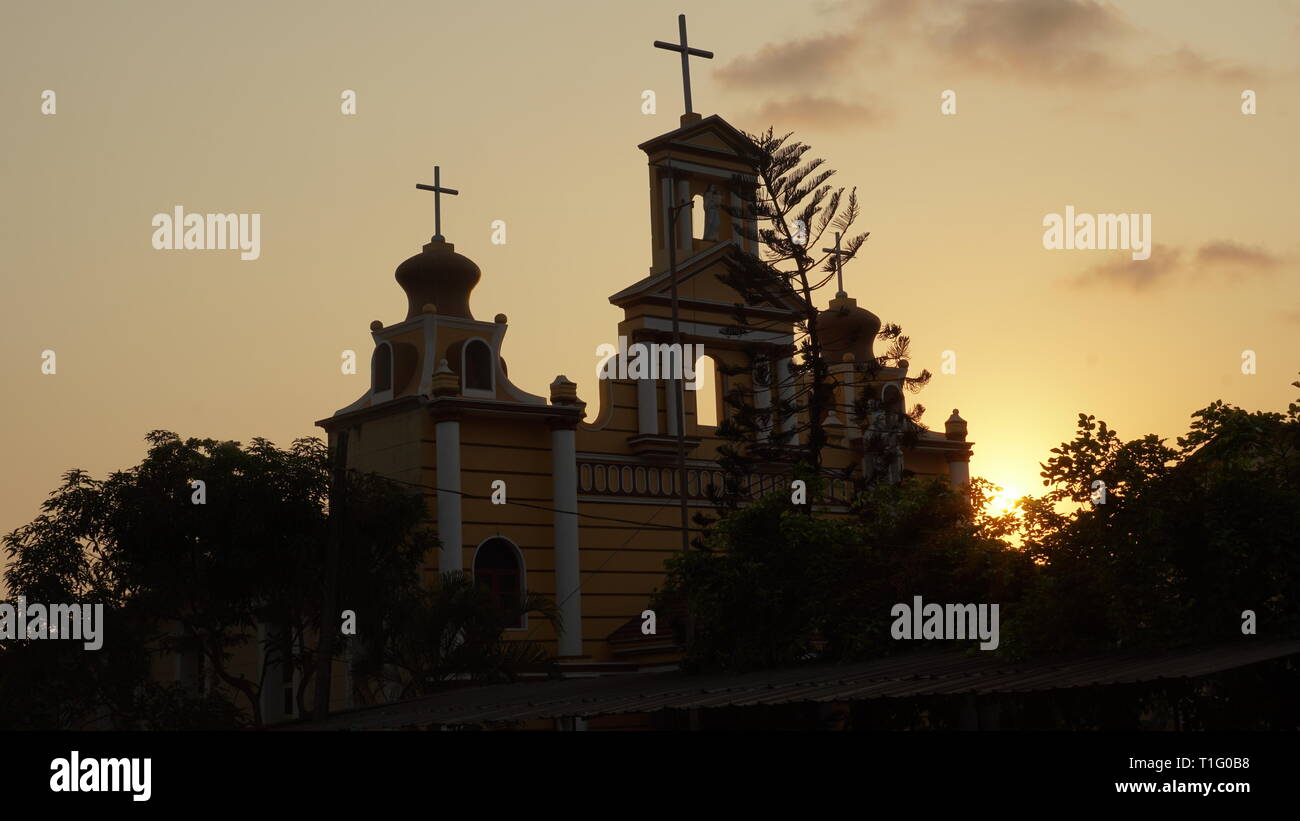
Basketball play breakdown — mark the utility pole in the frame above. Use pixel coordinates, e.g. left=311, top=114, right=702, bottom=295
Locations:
left=651, top=14, right=713, bottom=550
left=652, top=15, right=713, bottom=727
left=664, top=161, right=692, bottom=551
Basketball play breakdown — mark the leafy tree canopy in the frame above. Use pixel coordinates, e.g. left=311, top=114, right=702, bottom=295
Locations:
left=1, top=431, right=431, bottom=728
left=668, top=378, right=1300, bottom=671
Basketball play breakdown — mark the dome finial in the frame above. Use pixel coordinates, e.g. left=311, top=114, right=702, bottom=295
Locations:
left=822, top=231, right=851, bottom=299
left=414, top=165, right=459, bottom=242
left=395, top=238, right=480, bottom=320
left=653, top=14, right=714, bottom=119
left=945, top=409, right=968, bottom=441
left=816, top=291, right=881, bottom=364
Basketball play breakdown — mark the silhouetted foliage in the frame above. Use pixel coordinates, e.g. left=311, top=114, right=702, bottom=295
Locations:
left=663, top=476, right=1029, bottom=673
left=351, top=571, right=557, bottom=702
left=1, top=431, right=431, bottom=728
left=703, top=127, right=931, bottom=524
left=666, top=376, right=1300, bottom=693
left=1008, top=377, right=1300, bottom=655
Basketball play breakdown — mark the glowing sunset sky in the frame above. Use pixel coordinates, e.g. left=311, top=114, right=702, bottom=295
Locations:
left=2, top=0, right=1297, bottom=561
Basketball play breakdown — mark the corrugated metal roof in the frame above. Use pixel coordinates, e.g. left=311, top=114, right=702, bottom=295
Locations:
left=290, top=639, right=1300, bottom=730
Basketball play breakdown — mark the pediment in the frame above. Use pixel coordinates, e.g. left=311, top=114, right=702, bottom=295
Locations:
left=637, top=114, right=763, bottom=165
left=609, top=243, right=806, bottom=318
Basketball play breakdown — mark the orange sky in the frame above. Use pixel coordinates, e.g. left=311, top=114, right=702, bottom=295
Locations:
left=2, top=0, right=1298, bottom=564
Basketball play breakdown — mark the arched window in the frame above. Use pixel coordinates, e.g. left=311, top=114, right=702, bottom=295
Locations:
left=693, top=354, right=718, bottom=428
left=473, top=537, right=523, bottom=628
left=372, top=343, right=393, bottom=394
left=463, top=339, right=493, bottom=393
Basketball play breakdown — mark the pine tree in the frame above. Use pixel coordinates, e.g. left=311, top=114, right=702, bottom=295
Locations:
left=704, top=128, right=931, bottom=519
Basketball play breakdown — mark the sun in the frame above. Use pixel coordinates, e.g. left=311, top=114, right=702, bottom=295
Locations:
left=987, top=485, right=1024, bottom=517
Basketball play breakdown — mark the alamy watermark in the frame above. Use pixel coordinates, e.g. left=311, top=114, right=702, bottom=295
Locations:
left=891, top=595, right=999, bottom=650
left=50, top=751, right=151, bottom=802
left=595, top=336, right=702, bottom=389
left=151, top=205, right=261, bottom=261
left=1042, top=205, right=1151, bottom=260
left=0, top=596, right=104, bottom=650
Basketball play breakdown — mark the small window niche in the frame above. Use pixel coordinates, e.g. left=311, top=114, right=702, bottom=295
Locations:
left=474, top=537, right=525, bottom=629
left=462, top=339, right=494, bottom=396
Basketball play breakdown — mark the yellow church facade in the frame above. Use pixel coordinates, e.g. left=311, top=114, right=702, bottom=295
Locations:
left=315, top=111, right=974, bottom=680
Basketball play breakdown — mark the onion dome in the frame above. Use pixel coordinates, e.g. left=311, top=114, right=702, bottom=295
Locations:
left=945, top=409, right=968, bottom=441
left=394, top=237, right=480, bottom=320
left=815, top=292, right=881, bottom=364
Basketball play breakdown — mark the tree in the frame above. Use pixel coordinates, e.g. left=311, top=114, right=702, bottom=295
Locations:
left=1, top=430, right=431, bottom=728
left=660, top=487, right=868, bottom=672
left=664, top=367, right=1300, bottom=695
left=708, top=128, right=930, bottom=517
left=662, top=475, right=1031, bottom=673
left=350, top=571, right=558, bottom=703
left=1009, top=376, right=1300, bottom=655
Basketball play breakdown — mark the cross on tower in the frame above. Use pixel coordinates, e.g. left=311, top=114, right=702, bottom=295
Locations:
left=653, top=14, right=713, bottom=117
left=823, top=231, right=851, bottom=297
left=415, top=165, right=459, bottom=242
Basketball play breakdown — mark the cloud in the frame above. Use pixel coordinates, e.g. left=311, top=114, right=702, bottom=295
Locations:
left=1151, top=47, right=1259, bottom=84
left=716, top=0, right=1277, bottom=136
left=745, top=94, right=891, bottom=131
left=928, top=0, right=1135, bottom=83
left=717, top=0, right=919, bottom=90
left=722, top=0, right=1273, bottom=101
left=717, top=30, right=866, bottom=89
left=1068, top=243, right=1182, bottom=292
left=1067, top=240, right=1286, bottom=292
left=1194, top=240, right=1283, bottom=276
left=929, top=6, right=1275, bottom=87
left=872, top=0, right=924, bottom=25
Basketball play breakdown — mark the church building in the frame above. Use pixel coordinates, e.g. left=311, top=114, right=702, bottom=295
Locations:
left=314, top=108, right=975, bottom=687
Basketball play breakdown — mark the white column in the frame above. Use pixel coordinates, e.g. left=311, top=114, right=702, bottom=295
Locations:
left=664, top=377, right=680, bottom=436
left=637, top=372, right=659, bottom=435
left=948, top=456, right=971, bottom=488
left=551, top=426, right=582, bottom=657
left=435, top=418, right=462, bottom=573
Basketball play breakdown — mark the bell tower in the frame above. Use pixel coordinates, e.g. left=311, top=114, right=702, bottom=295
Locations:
left=640, top=115, right=763, bottom=274
left=597, top=113, right=808, bottom=458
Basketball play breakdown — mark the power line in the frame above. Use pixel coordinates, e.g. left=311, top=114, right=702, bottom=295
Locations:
left=375, top=474, right=686, bottom=649
left=519, top=501, right=677, bottom=646
left=376, top=474, right=691, bottom=532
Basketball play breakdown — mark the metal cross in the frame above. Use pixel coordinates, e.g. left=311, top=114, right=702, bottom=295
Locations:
left=415, top=165, right=459, bottom=241
left=823, top=231, right=851, bottom=296
left=653, top=14, right=714, bottom=116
